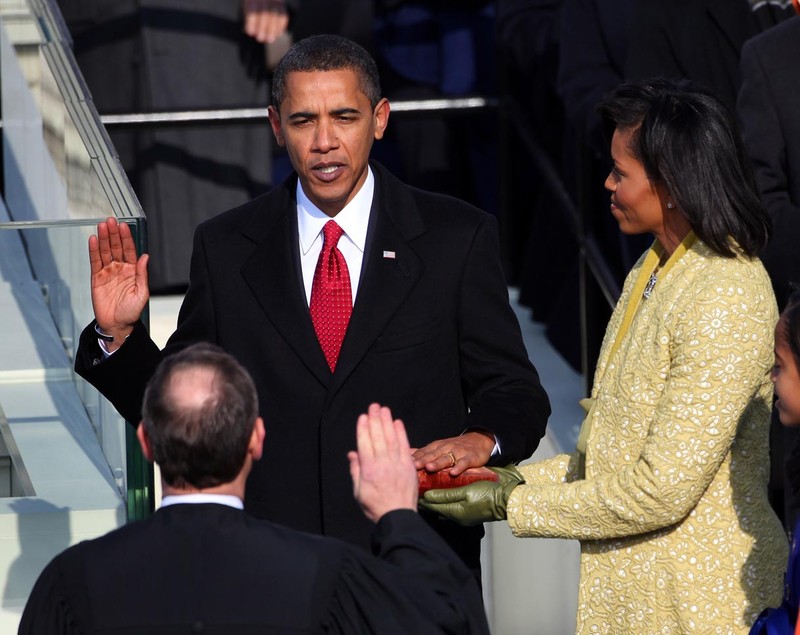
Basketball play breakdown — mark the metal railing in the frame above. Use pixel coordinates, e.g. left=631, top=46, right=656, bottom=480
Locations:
left=97, top=96, right=498, bottom=128
left=497, top=96, right=619, bottom=393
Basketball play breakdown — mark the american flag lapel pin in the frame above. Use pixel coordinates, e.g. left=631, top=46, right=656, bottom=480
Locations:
left=382, top=250, right=396, bottom=259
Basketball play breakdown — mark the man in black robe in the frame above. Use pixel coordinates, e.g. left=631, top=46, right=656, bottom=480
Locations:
left=19, top=343, right=489, bottom=634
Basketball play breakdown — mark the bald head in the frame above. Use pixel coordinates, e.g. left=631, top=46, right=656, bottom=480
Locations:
left=142, top=343, right=259, bottom=489
left=166, top=366, right=222, bottom=414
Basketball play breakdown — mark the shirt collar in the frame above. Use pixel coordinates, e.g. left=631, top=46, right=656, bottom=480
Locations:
left=296, top=166, right=374, bottom=256
left=160, top=493, right=244, bottom=509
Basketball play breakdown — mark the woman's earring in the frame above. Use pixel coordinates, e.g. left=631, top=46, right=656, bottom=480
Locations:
left=667, top=202, right=675, bottom=210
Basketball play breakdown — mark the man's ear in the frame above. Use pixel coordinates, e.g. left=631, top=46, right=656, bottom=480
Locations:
left=268, top=106, right=285, bottom=147
left=249, top=417, right=266, bottom=462
left=373, top=98, right=390, bottom=141
left=136, top=423, right=154, bottom=462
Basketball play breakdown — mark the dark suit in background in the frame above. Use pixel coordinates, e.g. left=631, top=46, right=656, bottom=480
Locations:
left=372, top=0, right=499, bottom=215
left=738, top=15, right=800, bottom=312
left=76, top=160, right=550, bottom=573
left=738, top=15, right=800, bottom=530
left=625, top=0, right=793, bottom=111
left=289, top=0, right=375, bottom=52
left=19, top=504, right=486, bottom=634
left=557, top=0, right=632, bottom=161
left=494, top=0, right=580, bottom=370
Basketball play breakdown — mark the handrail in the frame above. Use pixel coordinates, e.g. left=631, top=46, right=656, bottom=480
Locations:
left=501, top=97, right=621, bottom=307
left=94, top=96, right=498, bottom=128
left=0, top=404, right=35, bottom=498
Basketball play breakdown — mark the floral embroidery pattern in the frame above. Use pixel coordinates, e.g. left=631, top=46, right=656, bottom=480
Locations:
left=508, top=241, right=787, bottom=633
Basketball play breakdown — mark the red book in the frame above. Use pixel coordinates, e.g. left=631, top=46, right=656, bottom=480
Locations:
left=417, top=466, right=499, bottom=496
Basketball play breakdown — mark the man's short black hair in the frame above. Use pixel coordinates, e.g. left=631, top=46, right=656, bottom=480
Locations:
left=271, top=34, right=382, bottom=110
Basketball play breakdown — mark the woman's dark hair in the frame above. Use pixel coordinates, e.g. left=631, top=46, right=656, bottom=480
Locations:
left=596, top=78, right=770, bottom=258
left=780, top=288, right=800, bottom=500
left=271, top=34, right=382, bottom=111
left=780, top=288, right=800, bottom=372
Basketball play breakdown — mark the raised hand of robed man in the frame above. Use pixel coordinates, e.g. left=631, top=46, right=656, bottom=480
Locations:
left=348, top=403, right=418, bottom=523
left=89, top=217, right=149, bottom=352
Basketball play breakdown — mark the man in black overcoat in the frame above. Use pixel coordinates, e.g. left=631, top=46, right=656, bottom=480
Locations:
left=74, top=34, right=550, bottom=576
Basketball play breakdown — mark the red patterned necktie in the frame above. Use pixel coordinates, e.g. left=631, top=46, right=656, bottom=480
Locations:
left=309, top=220, right=352, bottom=371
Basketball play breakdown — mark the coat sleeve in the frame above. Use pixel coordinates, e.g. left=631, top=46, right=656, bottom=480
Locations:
left=73, top=224, right=218, bottom=424
left=518, top=451, right=582, bottom=485
left=456, top=214, right=551, bottom=464
left=74, top=320, right=162, bottom=425
left=506, top=270, right=776, bottom=539
left=321, top=510, right=490, bottom=635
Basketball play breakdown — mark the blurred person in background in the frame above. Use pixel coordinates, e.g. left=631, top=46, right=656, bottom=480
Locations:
left=738, top=13, right=800, bottom=532
left=626, top=0, right=795, bottom=112
left=57, top=0, right=275, bottom=293
left=372, top=0, right=499, bottom=216
left=750, top=292, right=800, bottom=635
left=57, top=0, right=375, bottom=293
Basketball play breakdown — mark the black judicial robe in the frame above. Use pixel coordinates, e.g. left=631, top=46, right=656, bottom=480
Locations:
left=19, top=505, right=489, bottom=634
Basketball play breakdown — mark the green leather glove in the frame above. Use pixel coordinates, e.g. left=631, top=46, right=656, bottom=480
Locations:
left=419, top=465, right=525, bottom=526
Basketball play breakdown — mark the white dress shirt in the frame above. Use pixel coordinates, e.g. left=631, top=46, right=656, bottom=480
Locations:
left=296, top=167, right=374, bottom=306
left=160, top=493, right=243, bottom=509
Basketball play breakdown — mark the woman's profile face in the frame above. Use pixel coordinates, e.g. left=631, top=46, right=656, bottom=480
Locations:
left=605, top=128, right=669, bottom=238
left=772, top=316, right=800, bottom=427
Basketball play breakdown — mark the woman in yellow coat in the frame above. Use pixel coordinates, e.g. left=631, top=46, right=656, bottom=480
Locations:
left=423, top=79, right=788, bottom=633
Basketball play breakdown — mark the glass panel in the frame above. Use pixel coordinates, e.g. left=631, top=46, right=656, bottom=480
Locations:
left=1, top=0, right=142, bottom=224
left=0, top=0, right=151, bottom=533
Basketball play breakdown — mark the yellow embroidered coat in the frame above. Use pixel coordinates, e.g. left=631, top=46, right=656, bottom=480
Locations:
left=507, top=236, right=788, bottom=633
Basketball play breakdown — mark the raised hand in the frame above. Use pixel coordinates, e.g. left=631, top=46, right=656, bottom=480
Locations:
left=348, top=403, right=418, bottom=523
left=89, top=217, right=149, bottom=351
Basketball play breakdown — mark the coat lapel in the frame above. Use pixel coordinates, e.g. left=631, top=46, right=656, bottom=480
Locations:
left=329, top=163, right=425, bottom=393
left=237, top=164, right=426, bottom=393
left=239, top=182, right=331, bottom=386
